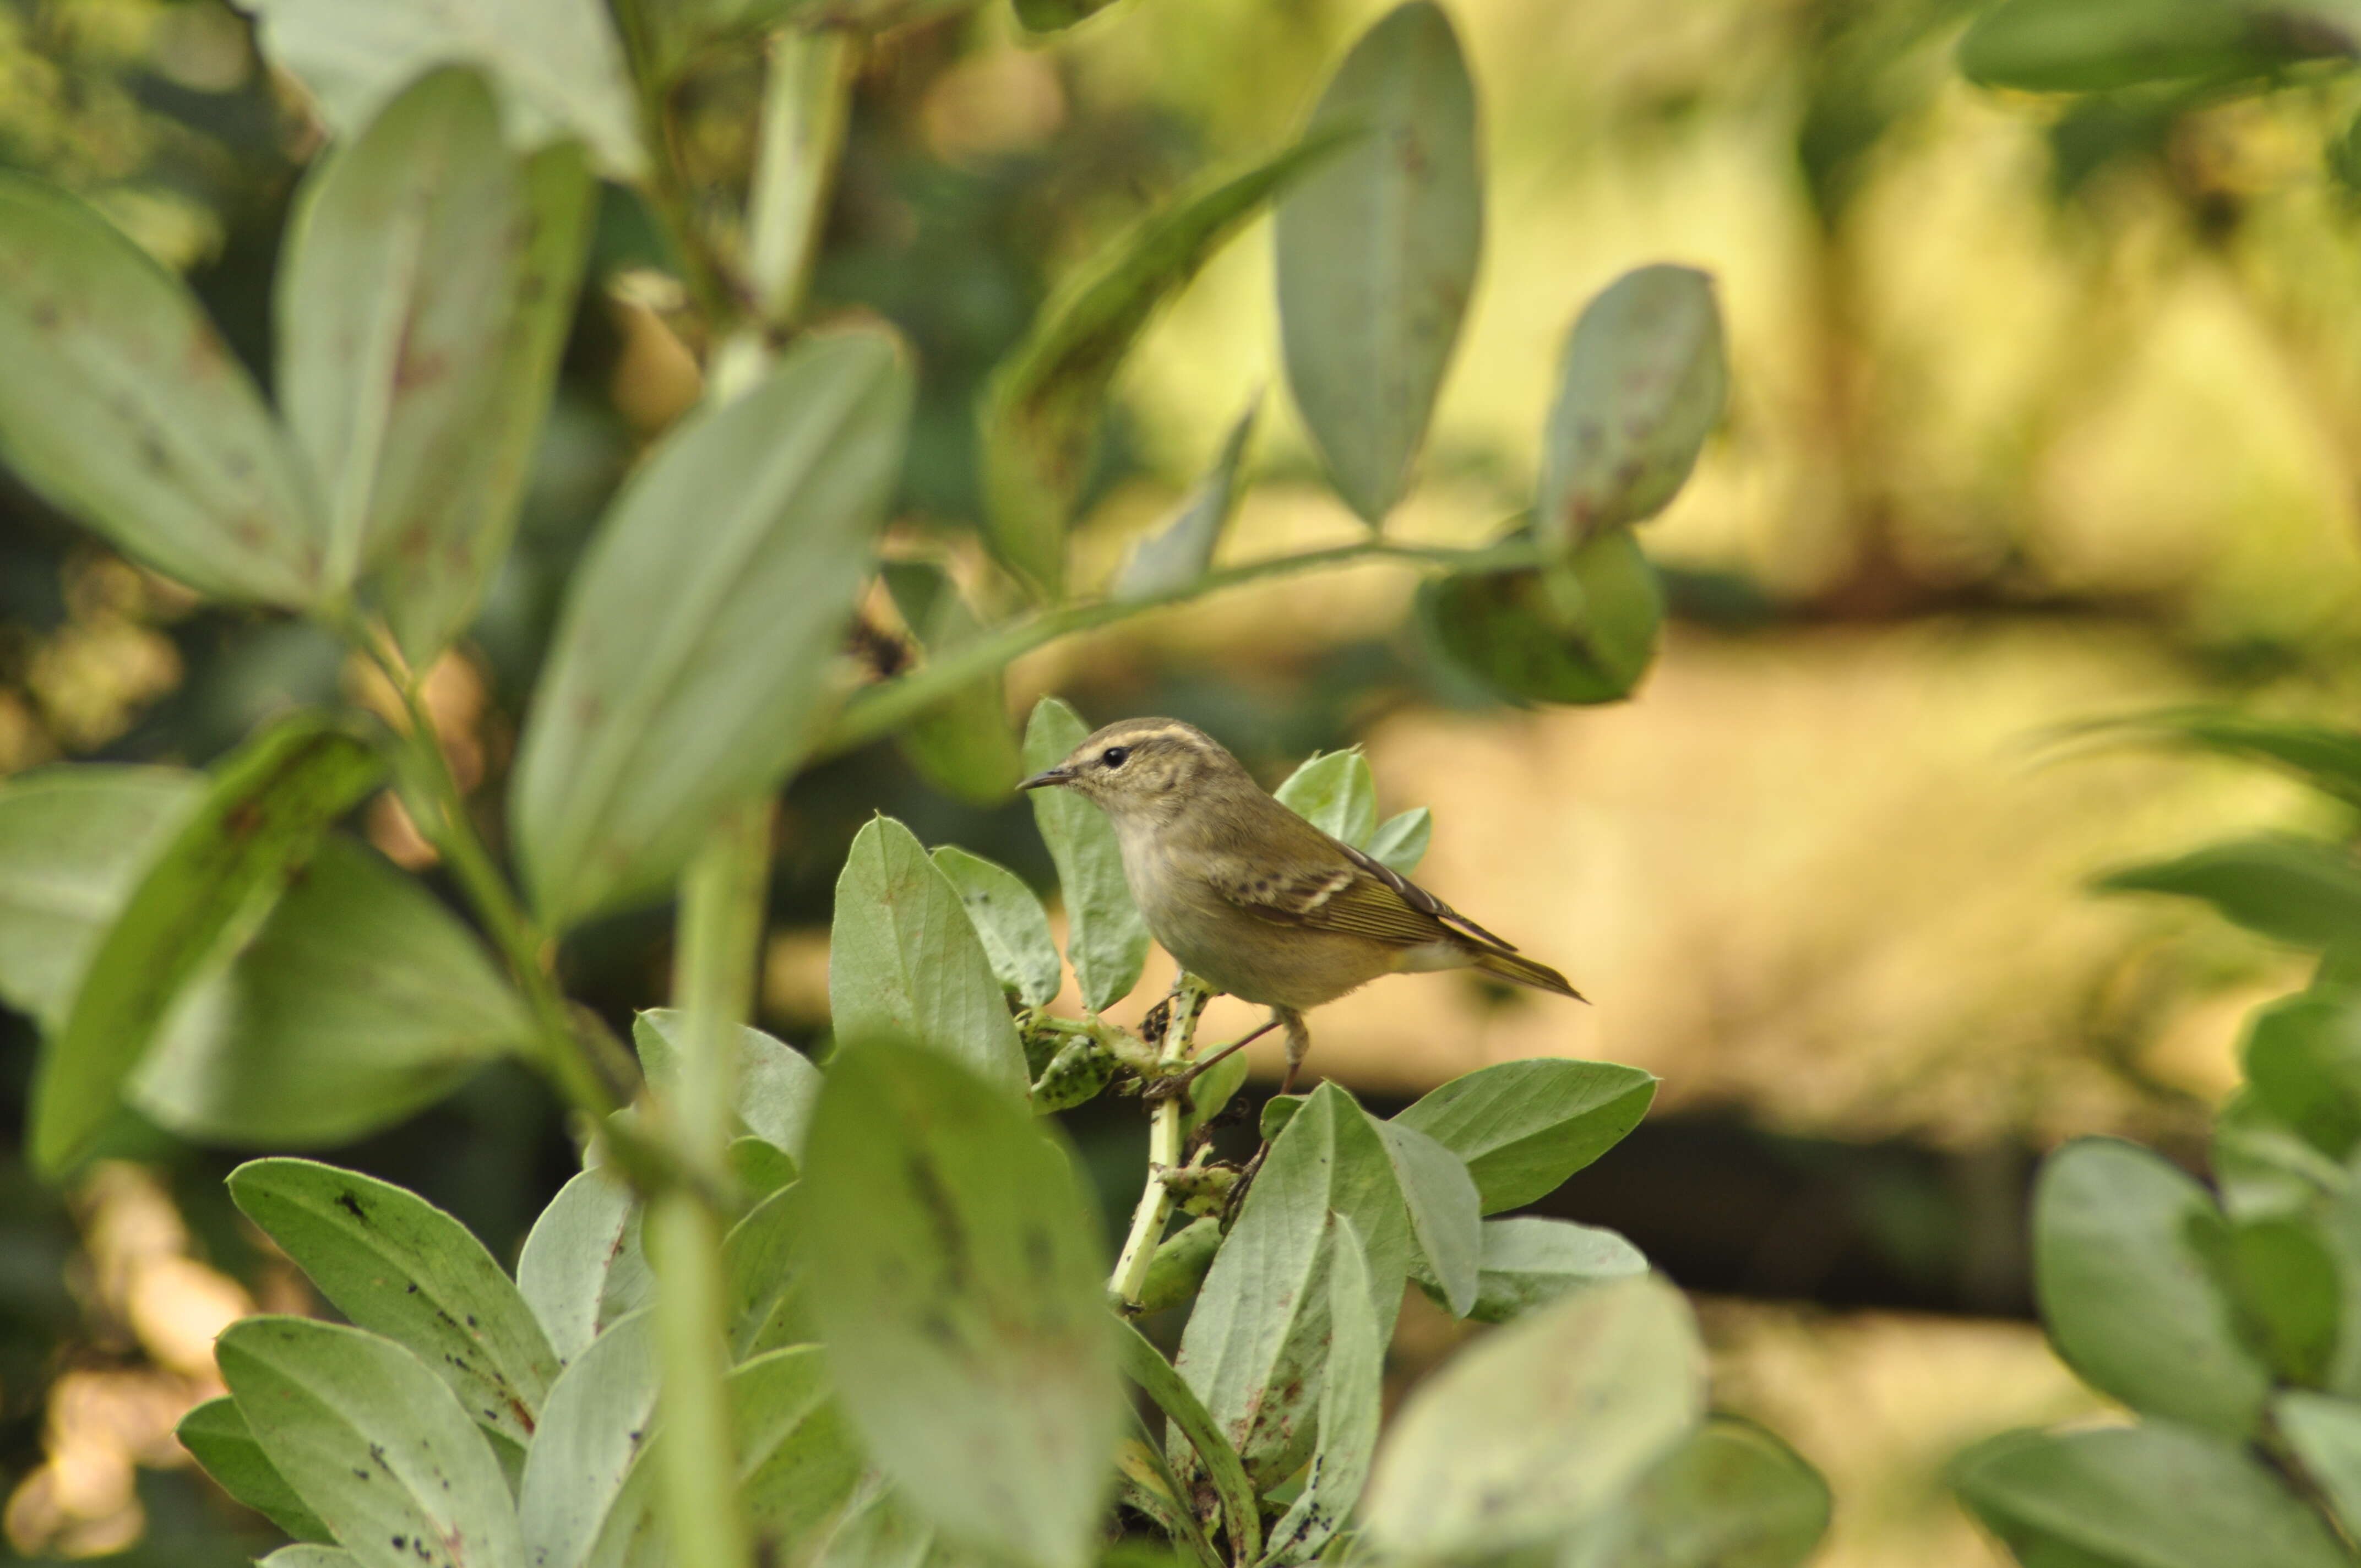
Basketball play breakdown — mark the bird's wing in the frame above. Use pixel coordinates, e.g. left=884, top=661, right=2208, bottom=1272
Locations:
left=1203, top=836, right=1517, bottom=953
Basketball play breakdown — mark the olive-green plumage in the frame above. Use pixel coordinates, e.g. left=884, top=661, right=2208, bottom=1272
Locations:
left=1021, top=716, right=1580, bottom=1083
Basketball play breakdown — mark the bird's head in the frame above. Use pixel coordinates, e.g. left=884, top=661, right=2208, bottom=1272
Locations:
left=1020, top=717, right=1252, bottom=827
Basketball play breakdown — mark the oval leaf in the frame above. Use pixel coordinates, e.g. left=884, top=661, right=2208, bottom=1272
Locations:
left=2096, top=836, right=2361, bottom=950
left=279, top=67, right=521, bottom=591
left=228, top=1158, right=560, bottom=1455
left=372, top=140, right=595, bottom=663
left=1421, top=530, right=1664, bottom=707
left=1957, top=0, right=2349, bottom=92
left=725, top=1181, right=813, bottom=1361
left=1274, top=750, right=1379, bottom=849
left=1395, top=1058, right=1658, bottom=1213
left=216, top=1315, right=526, bottom=1568
left=2278, top=1390, right=2361, bottom=1543
left=1954, top=1423, right=2351, bottom=1568
left=2033, top=1137, right=2270, bottom=1436
left=1275, top=1, right=1483, bottom=524
left=512, top=328, right=912, bottom=928
left=516, top=1308, right=659, bottom=1568
left=516, top=1167, right=650, bottom=1365
left=1113, top=396, right=1261, bottom=603
left=931, top=846, right=1064, bottom=1010
left=30, top=714, right=382, bottom=1175
left=982, top=142, right=1339, bottom=594
left=245, top=0, right=645, bottom=178
left=1563, top=1418, right=1830, bottom=1568
left=1458, top=1215, right=1647, bottom=1325
left=634, top=1008, right=822, bottom=1159
left=1366, top=807, right=1430, bottom=877
left=0, top=174, right=323, bottom=604
left=828, top=816, right=1030, bottom=1098
left=801, top=1037, right=1118, bottom=1568
left=1538, top=264, right=1726, bottom=549
left=1261, top=1213, right=1383, bottom=1568
left=1367, top=1114, right=1481, bottom=1317
left=130, top=835, right=531, bottom=1145
left=177, top=1395, right=336, bottom=1543
left=1024, top=698, right=1151, bottom=1012
left=1361, top=1272, right=1705, bottom=1558
left=0, top=766, right=199, bottom=1030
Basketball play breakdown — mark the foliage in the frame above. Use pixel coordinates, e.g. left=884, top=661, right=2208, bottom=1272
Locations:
left=1951, top=704, right=2361, bottom=1565
left=0, top=0, right=1799, bottom=1562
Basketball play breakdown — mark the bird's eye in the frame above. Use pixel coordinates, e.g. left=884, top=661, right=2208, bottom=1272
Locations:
left=1101, top=747, right=1130, bottom=768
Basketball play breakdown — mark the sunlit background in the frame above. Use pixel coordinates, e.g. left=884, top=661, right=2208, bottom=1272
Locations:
left=7, top=0, right=2361, bottom=1562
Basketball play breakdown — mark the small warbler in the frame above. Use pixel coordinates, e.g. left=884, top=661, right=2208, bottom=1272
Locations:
left=1021, top=717, right=1581, bottom=1092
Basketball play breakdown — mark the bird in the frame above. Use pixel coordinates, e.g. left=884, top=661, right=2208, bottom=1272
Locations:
left=1020, top=716, right=1580, bottom=1095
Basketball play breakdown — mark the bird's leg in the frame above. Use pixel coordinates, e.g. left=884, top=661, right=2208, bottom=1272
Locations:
left=1274, top=1008, right=1310, bottom=1096
left=1140, top=1011, right=1282, bottom=1104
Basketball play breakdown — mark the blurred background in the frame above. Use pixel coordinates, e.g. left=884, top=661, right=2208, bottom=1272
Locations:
left=7, top=0, right=2361, bottom=1561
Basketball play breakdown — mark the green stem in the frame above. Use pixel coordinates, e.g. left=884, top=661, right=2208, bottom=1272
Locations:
left=745, top=28, right=855, bottom=326
left=818, top=535, right=1551, bottom=762
left=369, top=644, right=623, bottom=1120
left=612, top=0, right=735, bottom=329
left=1111, top=977, right=1211, bottom=1308
left=652, top=801, right=771, bottom=1568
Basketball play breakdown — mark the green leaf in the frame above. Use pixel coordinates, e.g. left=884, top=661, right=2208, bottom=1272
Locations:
left=735, top=1345, right=866, bottom=1545
left=886, top=563, right=1024, bottom=807
left=829, top=816, right=1031, bottom=1098
left=1012, top=0, right=1115, bottom=35
left=634, top=1008, right=822, bottom=1160
left=1113, top=396, right=1260, bottom=603
left=516, top=1167, right=650, bottom=1365
left=1274, top=750, right=1379, bottom=848
left=1361, top=1273, right=1705, bottom=1558
left=244, top=0, right=645, bottom=177
left=512, top=328, right=911, bottom=928
left=2081, top=709, right=2361, bottom=811
left=1366, top=1113, right=1481, bottom=1317
left=263, top=1549, right=360, bottom=1568
left=1116, top=1320, right=1260, bottom=1564
left=1182, top=1049, right=1251, bottom=1141
left=1275, top=1, right=1483, bottom=524
left=1957, top=0, right=2350, bottom=93
left=2202, top=1215, right=2342, bottom=1387
left=516, top=1308, right=658, bottom=1568
left=1953, top=1424, right=2351, bottom=1568
left=1261, top=1213, right=1383, bottom=1568
left=1139, top=1216, right=1223, bottom=1314
left=2033, top=1138, right=2269, bottom=1436
left=802, top=1037, right=1119, bottom=1568
left=216, top=1316, right=526, bottom=1568
left=725, top=1181, right=813, bottom=1360
left=30, top=713, right=383, bottom=1175
left=277, top=67, right=520, bottom=593
left=2278, top=1390, right=2361, bottom=1544
left=129, top=835, right=531, bottom=1145
left=1451, top=1215, right=1648, bottom=1324
left=1395, top=1058, right=1658, bottom=1214
left=982, top=142, right=1341, bottom=595
left=374, top=140, right=595, bottom=664
left=2213, top=1086, right=2345, bottom=1221
left=177, top=1396, right=335, bottom=1543
left=1174, top=1085, right=1413, bottom=1489
left=1563, top=1417, right=1830, bottom=1568
left=1537, top=265, right=1726, bottom=551
left=2096, top=837, right=2361, bottom=950
left=931, top=847, right=1064, bottom=1010
left=2244, top=992, right=2361, bottom=1158
left=0, top=766, right=198, bottom=1030
left=1421, top=530, right=1665, bottom=707
left=0, top=173, right=323, bottom=605
left=810, top=1479, right=944, bottom=1568
left=1024, top=699, right=1151, bottom=1012
left=729, top=1135, right=797, bottom=1199
left=1365, top=807, right=1431, bottom=876
left=228, top=1158, right=560, bottom=1455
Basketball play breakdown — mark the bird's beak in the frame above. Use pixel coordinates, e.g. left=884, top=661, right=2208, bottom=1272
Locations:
left=1019, top=767, right=1072, bottom=791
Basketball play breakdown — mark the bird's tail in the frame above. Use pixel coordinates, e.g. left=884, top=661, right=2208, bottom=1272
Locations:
left=1470, top=945, right=1585, bottom=1001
